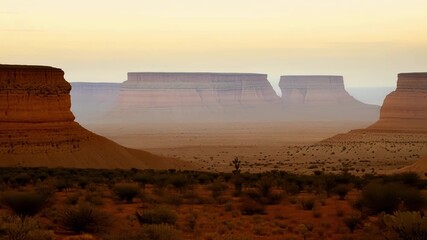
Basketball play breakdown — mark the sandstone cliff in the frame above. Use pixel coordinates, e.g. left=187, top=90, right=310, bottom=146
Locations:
left=279, top=75, right=379, bottom=121
left=307, top=73, right=427, bottom=173
left=368, top=73, right=427, bottom=131
left=0, top=65, right=190, bottom=169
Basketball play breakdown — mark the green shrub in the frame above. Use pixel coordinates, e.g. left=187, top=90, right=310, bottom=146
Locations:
left=58, top=204, right=110, bottom=234
left=136, top=207, right=177, bottom=225
left=169, top=175, right=190, bottom=193
left=0, top=214, right=54, bottom=240
left=113, top=183, right=140, bottom=203
left=361, top=182, right=426, bottom=215
left=383, top=211, right=427, bottom=240
left=0, top=191, right=51, bottom=217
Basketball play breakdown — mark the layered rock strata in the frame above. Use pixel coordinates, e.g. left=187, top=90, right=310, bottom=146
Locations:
left=0, top=65, right=188, bottom=169
left=279, top=75, right=379, bottom=121
left=111, top=72, right=282, bottom=123
left=307, top=73, right=427, bottom=173
left=368, top=73, right=427, bottom=131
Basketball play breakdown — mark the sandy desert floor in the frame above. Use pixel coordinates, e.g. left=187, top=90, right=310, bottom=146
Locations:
left=79, top=121, right=427, bottom=175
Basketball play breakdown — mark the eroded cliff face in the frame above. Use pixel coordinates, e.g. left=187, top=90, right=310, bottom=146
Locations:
left=121, top=72, right=279, bottom=108
left=110, top=72, right=282, bottom=123
left=0, top=65, right=184, bottom=169
left=369, top=73, right=427, bottom=131
left=280, top=76, right=364, bottom=105
left=279, top=75, right=379, bottom=121
left=0, top=65, right=75, bottom=123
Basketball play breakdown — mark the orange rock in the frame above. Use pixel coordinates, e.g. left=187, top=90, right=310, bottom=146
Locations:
left=369, top=73, right=427, bottom=132
left=0, top=65, right=190, bottom=169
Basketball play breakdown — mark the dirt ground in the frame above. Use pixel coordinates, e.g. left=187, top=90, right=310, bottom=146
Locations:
left=81, top=121, right=427, bottom=174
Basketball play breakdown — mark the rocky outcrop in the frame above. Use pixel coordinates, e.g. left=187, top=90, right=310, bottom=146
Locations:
left=368, top=73, right=427, bottom=131
left=0, top=65, right=75, bottom=123
left=307, top=73, right=427, bottom=170
left=279, top=75, right=379, bottom=121
left=110, top=72, right=282, bottom=123
left=0, top=64, right=190, bottom=169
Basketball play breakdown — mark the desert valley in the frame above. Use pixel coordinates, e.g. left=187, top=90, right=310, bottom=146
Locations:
left=2, top=1, right=427, bottom=239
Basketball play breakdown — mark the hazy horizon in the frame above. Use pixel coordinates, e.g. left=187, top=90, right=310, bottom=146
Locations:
left=2, top=0, right=427, bottom=88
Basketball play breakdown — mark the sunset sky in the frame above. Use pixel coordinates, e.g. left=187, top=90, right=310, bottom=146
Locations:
left=1, top=0, right=427, bottom=90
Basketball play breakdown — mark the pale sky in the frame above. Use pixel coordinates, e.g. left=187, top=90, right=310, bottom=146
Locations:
left=1, top=0, right=427, bottom=90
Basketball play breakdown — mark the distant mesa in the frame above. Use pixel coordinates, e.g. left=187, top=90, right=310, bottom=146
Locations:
left=71, top=73, right=380, bottom=124
left=70, top=82, right=120, bottom=123
left=279, top=75, right=379, bottom=121
left=108, top=72, right=282, bottom=123
left=0, top=64, right=189, bottom=169
left=368, top=73, right=427, bottom=132
left=121, top=72, right=280, bottom=107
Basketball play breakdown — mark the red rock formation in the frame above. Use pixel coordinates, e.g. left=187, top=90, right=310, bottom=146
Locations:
left=0, top=65, right=74, bottom=122
left=0, top=65, right=190, bottom=169
left=279, top=75, right=379, bottom=121
left=369, top=73, right=427, bottom=131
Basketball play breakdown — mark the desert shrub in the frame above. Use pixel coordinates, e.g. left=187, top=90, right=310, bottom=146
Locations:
left=0, top=214, right=54, bottom=240
left=169, top=174, right=190, bottom=193
left=55, top=178, right=74, bottom=192
left=9, top=173, right=32, bottom=187
left=65, top=193, right=80, bottom=205
left=113, top=183, right=140, bottom=203
left=77, top=177, right=90, bottom=189
left=0, top=191, right=51, bottom=217
left=383, top=211, right=427, bottom=240
left=300, top=198, right=316, bottom=210
left=161, top=194, right=183, bottom=206
left=84, top=192, right=104, bottom=206
left=133, top=173, right=152, bottom=191
left=58, top=204, right=110, bottom=234
left=186, top=212, right=198, bottom=231
left=240, top=198, right=266, bottom=215
left=136, top=207, right=177, bottom=225
left=361, top=182, right=426, bottom=215
left=334, top=184, right=350, bottom=200
left=258, top=176, right=275, bottom=198
left=344, top=215, right=362, bottom=233
left=208, top=179, right=228, bottom=199
left=140, top=224, right=181, bottom=240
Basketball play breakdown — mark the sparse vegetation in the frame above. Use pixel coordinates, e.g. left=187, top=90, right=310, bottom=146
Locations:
left=0, top=167, right=426, bottom=239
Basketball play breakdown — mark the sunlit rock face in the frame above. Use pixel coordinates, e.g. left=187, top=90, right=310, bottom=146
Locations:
left=279, top=75, right=379, bottom=121
left=0, top=65, right=168, bottom=169
left=0, top=65, right=75, bottom=123
left=369, top=73, right=427, bottom=131
left=111, top=72, right=282, bottom=123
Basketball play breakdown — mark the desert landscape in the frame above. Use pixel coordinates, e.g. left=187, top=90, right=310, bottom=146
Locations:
left=2, top=1, right=427, bottom=240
